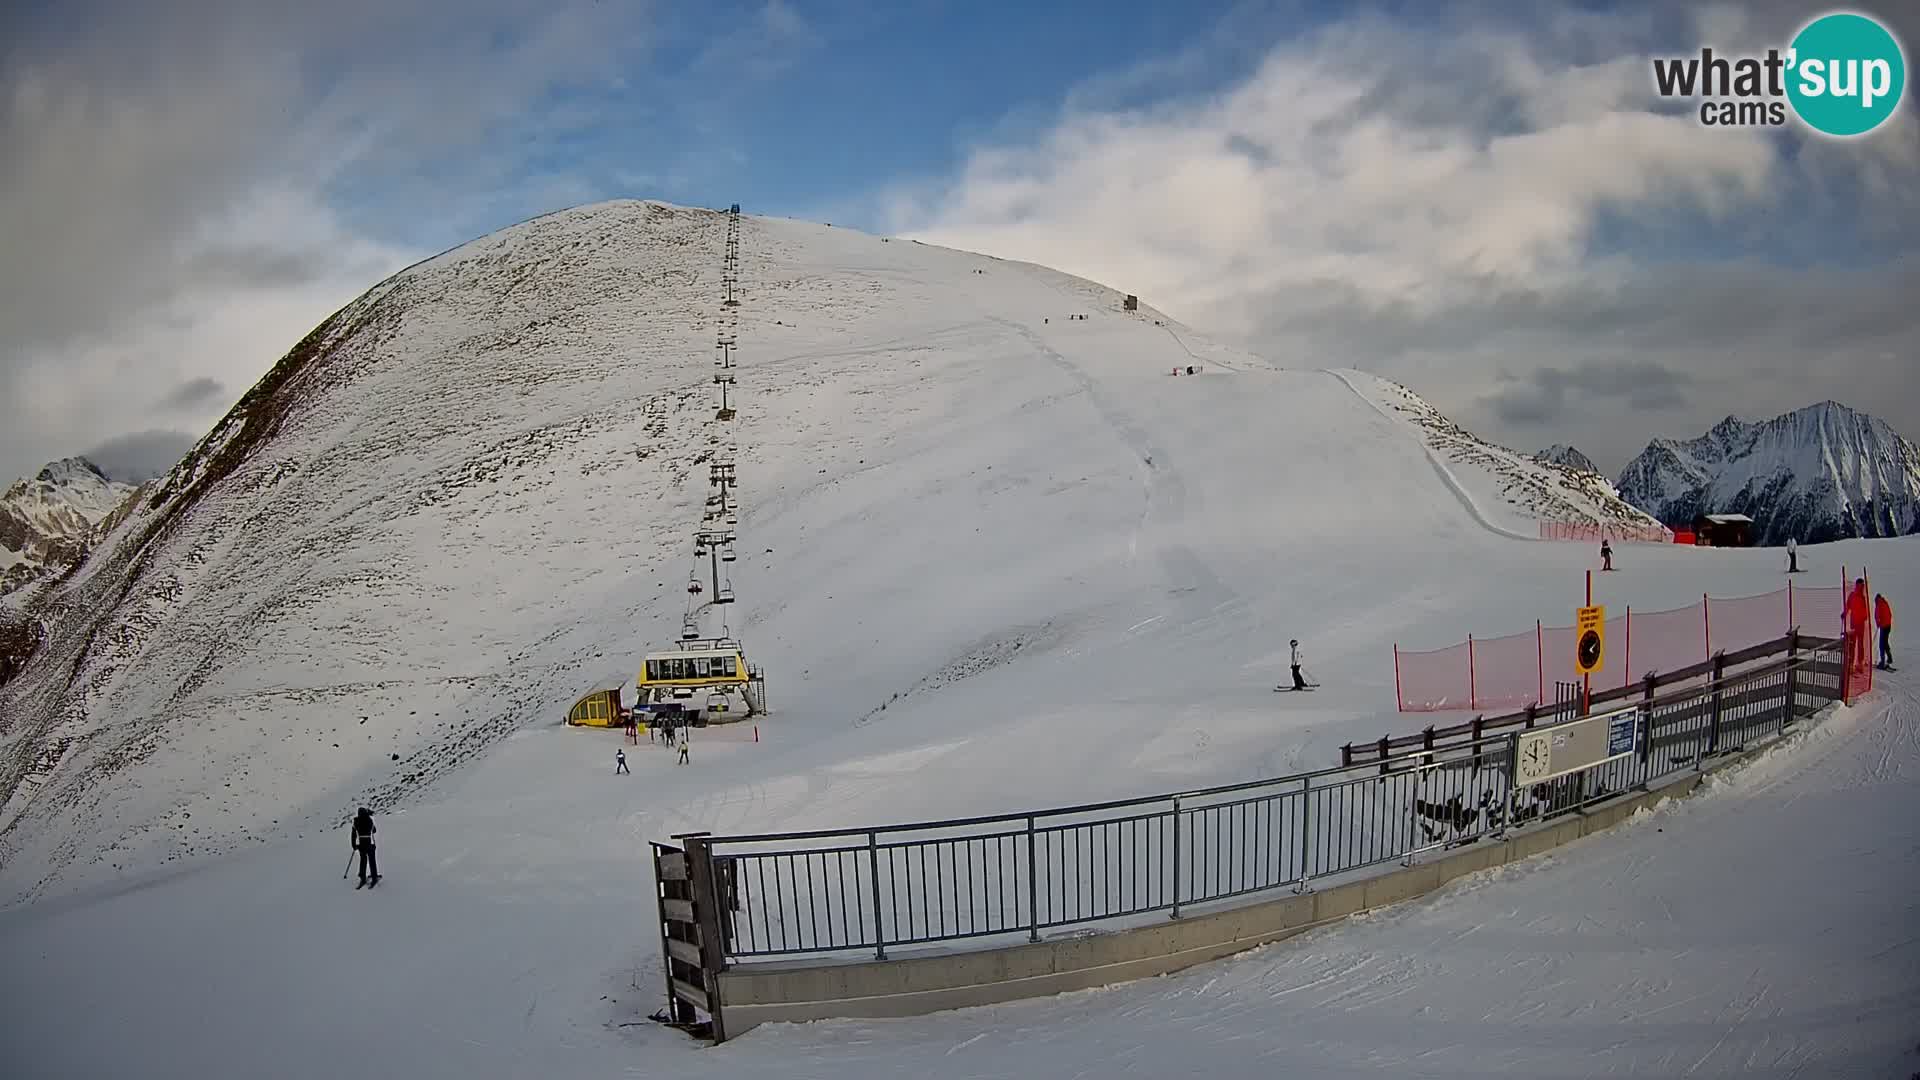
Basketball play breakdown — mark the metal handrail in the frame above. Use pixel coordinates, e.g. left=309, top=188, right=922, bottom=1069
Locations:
left=703, top=644, right=1839, bottom=848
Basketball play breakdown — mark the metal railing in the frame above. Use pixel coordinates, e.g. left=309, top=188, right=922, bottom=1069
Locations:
left=1357, top=631, right=1842, bottom=764
left=688, top=638, right=1845, bottom=964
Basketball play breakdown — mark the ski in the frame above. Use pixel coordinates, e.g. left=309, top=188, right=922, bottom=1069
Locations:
left=1274, top=685, right=1319, bottom=692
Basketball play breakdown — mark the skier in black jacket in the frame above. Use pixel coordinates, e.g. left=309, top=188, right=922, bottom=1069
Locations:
left=351, top=807, right=380, bottom=887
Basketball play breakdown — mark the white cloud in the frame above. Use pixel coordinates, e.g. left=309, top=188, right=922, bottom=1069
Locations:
left=884, top=4, right=1919, bottom=472
left=0, top=0, right=657, bottom=483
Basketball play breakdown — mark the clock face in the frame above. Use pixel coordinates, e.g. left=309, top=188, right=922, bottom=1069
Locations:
left=1516, top=733, right=1551, bottom=784
left=1578, top=629, right=1602, bottom=671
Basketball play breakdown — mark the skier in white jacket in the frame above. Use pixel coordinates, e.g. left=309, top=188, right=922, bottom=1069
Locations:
left=1289, top=640, right=1308, bottom=690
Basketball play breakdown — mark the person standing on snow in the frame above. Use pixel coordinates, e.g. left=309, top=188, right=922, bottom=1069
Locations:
left=350, top=807, right=380, bottom=887
left=616, top=748, right=629, bottom=775
left=677, top=727, right=691, bottom=765
left=1289, top=639, right=1308, bottom=691
left=1875, top=593, right=1894, bottom=668
left=1846, top=578, right=1871, bottom=671
left=1787, top=537, right=1799, bottom=573
left=1600, top=539, right=1613, bottom=571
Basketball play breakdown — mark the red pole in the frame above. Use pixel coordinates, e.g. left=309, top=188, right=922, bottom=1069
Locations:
left=1394, top=644, right=1404, bottom=712
left=1788, top=580, right=1795, bottom=632
left=1536, top=620, right=1544, bottom=705
left=1468, top=635, right=1478, bottom=711
left=1865, top=570, right=1874, bottom=693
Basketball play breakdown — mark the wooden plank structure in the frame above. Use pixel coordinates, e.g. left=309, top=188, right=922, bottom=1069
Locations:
left=650, top=834, right=732, bottom=1042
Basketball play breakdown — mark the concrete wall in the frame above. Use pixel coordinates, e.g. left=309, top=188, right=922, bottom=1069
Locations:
left=714, top=762, right=1745, bottom=1038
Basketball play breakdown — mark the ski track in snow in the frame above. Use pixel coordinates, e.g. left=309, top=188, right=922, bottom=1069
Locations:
left=1326, top=367, right=1538, bottom=544
left=0, top=204, right=1914, bottom=1079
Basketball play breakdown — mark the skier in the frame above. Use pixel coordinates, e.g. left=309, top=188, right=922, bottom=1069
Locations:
left=1289, top=639, right=1308, bottom=691
left=1787, top=537, right=1799, bottom=574
left=1846, top=578, right=1871, bottom=671
left=677, top=728, right=690, bottom=765
left=350, top=807, right=380, bottom=888
left=1599, top=539, right=1613, bottom=571
left=616, top=748, right=629, bottom=775
left=1875, top=593, right=1894, bottom=669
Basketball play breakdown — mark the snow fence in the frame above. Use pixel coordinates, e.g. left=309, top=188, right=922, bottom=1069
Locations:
left=1395, top=580, right=1848, bottom=713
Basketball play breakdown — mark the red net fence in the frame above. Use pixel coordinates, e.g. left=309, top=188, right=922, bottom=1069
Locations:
left=1396, top=579, right=1853, bottom=712
left=1538, top=521, right=1675, bottom=543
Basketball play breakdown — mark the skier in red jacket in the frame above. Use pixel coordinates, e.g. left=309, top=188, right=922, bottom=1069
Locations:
left=1875, top=593, right=1893, bottom=669
left=1845, top=579, right=1870, bottom=670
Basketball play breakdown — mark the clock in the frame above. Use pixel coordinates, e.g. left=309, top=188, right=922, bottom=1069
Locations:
left=1515, top=732, right=1552, bottom=785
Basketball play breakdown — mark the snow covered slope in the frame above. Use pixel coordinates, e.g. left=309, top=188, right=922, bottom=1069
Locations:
left=1617, top=401, right=1920, bottom=545
left=0, top=458, right=135, bottom=596
left=1533, top=443, right=1599, bottom=475
left=0, top=540, right=1912, bottom=1079
left=0, top=200, right=1542, bottom=902
left=1340, top=373, right=1665, bottom=536
left=0, top=197, right=1915, bottom=1077
left=0, top=202, right=1849, bottom=906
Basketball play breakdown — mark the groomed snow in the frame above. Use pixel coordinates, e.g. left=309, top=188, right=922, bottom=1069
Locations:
left=1, top=203, right=1916, bottom=1077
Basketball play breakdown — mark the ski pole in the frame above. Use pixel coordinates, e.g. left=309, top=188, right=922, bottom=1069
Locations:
left=343, top=847, right=356, bottom=879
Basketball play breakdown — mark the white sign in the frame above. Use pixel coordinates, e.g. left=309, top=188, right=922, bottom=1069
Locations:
left=1509, top=707, right=1640, bottom=789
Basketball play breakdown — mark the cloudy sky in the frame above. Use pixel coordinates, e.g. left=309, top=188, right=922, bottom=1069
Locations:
left=3, top=0, right=1915, bottom=485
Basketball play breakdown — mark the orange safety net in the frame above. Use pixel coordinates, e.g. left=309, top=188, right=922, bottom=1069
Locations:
left=1396, top=582, right=1834, bottom=713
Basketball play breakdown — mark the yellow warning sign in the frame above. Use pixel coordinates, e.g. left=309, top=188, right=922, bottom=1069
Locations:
left=1576, top=604, right=1606, bottom=675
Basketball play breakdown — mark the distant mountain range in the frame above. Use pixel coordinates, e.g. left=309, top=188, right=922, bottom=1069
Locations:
left=1, top=458, right=138, bottom=598
left=1532, top=444, right=1600, bottom=476
left=1611, top=401, right=1920, bottom=546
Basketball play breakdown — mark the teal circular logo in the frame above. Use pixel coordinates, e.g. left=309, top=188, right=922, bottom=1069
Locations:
left=1786, top=12, right=1907, bottom=137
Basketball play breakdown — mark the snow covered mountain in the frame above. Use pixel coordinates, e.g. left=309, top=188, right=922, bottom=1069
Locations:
left=0, top=200, right=1730, bottom=904
left=1616, top=402, right=1920, bottom=545
left=0, top=457, right=137, bottom=597
left=2, top=198, right=1914, bottom=1079
left=1533, top=444, right=1600, bottom=476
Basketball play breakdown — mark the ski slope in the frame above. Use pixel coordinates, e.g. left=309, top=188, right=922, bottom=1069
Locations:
left=1, top=202, right=1915, bottom=1077
left=0, top=202, right=1651, bottom=901
left=1, top=567, right=1913, bottom=1079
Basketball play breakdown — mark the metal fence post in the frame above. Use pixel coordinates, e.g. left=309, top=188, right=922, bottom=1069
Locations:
left=1026, top=816, right=1039, bottom=943
left=1499, top=734, right=1520, bottom=836
left=1783, top=631, right=1799, bottom=731
left=866, top=830, right=885, bottom=960
left=1294, top=776, right=1312, bottom=892
left=1169, top=795, right=1183, bottom=919
left=1705, top=652, right=1726, bottom=762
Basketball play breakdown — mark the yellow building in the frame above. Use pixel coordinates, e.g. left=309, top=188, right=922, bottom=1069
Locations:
left=565, top=683, right=628, bottom=728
